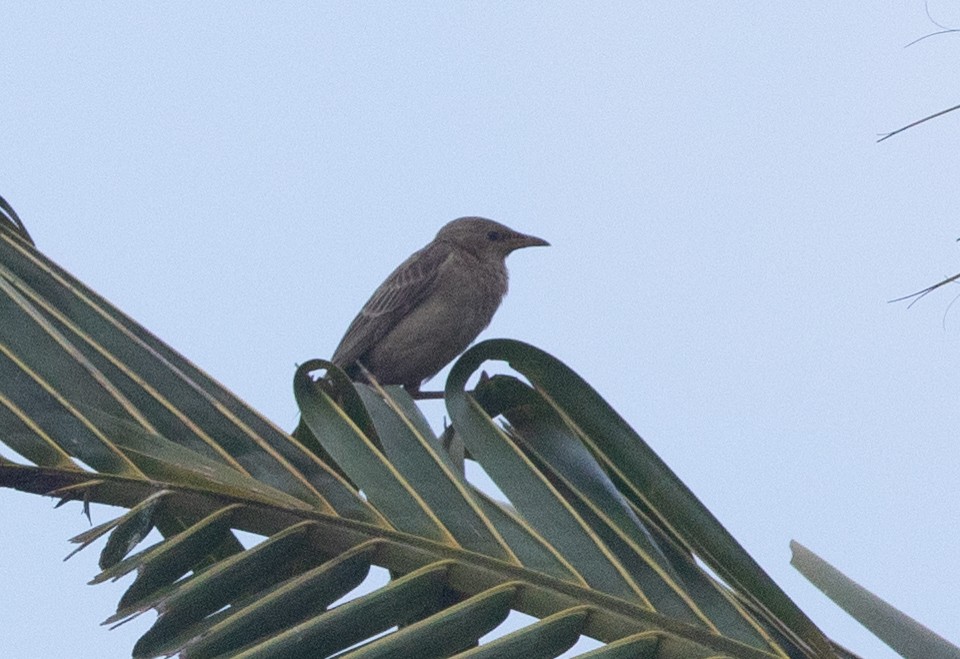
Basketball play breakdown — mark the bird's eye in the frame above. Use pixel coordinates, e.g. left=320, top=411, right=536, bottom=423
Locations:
left=487, top=231, right=501, bottom=241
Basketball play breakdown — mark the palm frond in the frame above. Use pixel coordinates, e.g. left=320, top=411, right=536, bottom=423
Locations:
left=0, top=199, right=857, bottom=658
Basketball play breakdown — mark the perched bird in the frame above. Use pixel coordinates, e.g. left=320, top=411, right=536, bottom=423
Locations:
left=331, top=217, right=548, bottom=396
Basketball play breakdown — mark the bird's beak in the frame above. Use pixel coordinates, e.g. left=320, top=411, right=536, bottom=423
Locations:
left=508, top=231, right=550, bottom=251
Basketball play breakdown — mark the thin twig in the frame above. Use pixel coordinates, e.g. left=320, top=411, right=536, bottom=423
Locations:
left=877, top=102, right=960, bottom=142
left=878, top=2, right=960, bottom=141
left=905, top=1, right=960, bottom=46
left=889, top=271, right=960, bottom=307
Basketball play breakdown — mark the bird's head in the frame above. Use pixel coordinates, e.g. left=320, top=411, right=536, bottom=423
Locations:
left=435, top=217, right=549, bottom=260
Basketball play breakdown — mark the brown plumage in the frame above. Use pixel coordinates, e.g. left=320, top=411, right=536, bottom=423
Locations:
left=331, top=217, right=548, bottom=393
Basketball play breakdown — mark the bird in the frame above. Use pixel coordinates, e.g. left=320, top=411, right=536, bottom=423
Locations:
left=331, top=217, right=548, bottom=397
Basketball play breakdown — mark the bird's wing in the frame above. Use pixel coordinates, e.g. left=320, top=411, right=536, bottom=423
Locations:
left=331, top=241, right=452, bottom=369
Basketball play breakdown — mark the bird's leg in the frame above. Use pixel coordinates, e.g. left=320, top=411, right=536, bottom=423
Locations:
left=405, top=384, right=445, bottom=400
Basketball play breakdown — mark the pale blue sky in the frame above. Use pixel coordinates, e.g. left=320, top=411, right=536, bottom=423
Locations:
left=3, top=4, right=960, bottom=657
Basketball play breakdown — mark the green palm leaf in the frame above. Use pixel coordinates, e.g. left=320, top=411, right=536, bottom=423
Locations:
left=1, top=198, right=852, bottom=658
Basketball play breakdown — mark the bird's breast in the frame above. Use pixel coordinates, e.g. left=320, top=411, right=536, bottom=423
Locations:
left=415, top=254, right=507, bottom=345
left=361, top=254, right=508, bottom=385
